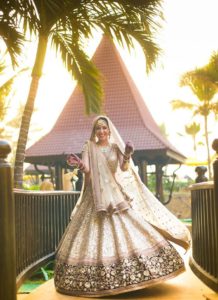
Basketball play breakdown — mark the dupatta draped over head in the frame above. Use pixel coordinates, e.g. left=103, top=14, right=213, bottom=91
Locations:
left=73, top=116, right=191, bottom=250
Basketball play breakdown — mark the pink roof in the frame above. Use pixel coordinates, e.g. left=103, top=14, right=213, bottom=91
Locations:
left=26, top=36, right=185, bottom=164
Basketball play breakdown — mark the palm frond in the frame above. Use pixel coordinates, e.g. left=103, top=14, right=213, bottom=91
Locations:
left=0, top=17, right=24, bottom=67
left=118, top=0, right=162, bottom=10
left=0, top=66, right=29, bottom=121
left=204, top=51, right=218, bottom=84
left=210, top=101, right=218, bottom=119
left=0, top=75, right=14, bottom=121
left=0, top=59, right=6, bottom=74
left=193, top=104, right=209, bottom=117
left=62, top=0, right=162, bottom=72
left=185, top=122, right=200, bottom=135
left=89, top=15, right=160, bottom=71
left=171, top=99, right=195, bottom=110
left=0, top=76, right=15, bottom=97
left=116, top=2, right=162, bottom=70
left=180, top=69, right=217, bottom=101
left=51, top=31, right=103, bottom=114
left=18, top=0, right=39, bottom=35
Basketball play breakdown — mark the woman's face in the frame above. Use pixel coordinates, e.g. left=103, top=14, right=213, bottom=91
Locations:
left=95, top=119, right=110, bottom=143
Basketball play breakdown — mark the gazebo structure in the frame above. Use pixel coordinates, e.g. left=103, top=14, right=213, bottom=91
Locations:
left=25, top=36, right=186, bottom=201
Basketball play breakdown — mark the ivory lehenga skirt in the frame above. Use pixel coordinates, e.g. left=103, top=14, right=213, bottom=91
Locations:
left=54, top=183, right=186, bottom=297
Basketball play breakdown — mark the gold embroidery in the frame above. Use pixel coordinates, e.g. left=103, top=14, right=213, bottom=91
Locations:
left=55, top=244, right=184, bottom=296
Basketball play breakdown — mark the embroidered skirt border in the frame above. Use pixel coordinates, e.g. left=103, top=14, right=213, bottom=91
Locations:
left=54, top=244, right=185, bottom=297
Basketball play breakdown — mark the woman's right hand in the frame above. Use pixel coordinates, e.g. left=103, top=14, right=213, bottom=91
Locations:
left=67, top=154, right=86, bottom=172
left=66, top=154, right=81, bottom=167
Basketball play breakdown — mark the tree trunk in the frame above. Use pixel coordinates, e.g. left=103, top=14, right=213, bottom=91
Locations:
left=204, top=115, right=212, bottom=179
left=14, top=35, right=48, bottom=188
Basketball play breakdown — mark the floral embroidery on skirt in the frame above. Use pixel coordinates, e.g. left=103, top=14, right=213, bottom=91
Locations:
left=55, top=244, right=184, bottom=296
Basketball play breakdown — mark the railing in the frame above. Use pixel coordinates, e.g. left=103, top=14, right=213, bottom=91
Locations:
left=190, top=182, right=218, bottom=291
left=15, top=190, right=80, bottom=287
left=189, top=139, right=218, bottom=292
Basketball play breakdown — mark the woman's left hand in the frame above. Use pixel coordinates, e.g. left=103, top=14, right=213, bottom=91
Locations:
left=125, top=141, right=134, bottom=155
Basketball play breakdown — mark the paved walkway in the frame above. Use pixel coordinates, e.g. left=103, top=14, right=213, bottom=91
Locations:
left=17, top=250, right=218, bottom=300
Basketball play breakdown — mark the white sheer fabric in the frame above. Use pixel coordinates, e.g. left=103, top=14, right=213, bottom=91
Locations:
left=90, top=116, right=191, bottom=249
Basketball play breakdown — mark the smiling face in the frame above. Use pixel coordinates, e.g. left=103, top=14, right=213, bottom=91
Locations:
left=95, top=118, right=110, bottom=144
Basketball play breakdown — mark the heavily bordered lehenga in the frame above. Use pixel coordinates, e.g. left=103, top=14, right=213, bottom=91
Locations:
left=54, top=116, right=191, bottom=297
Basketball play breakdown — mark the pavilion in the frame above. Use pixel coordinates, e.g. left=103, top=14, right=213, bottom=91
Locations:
left=25, top=35, right=186, bottom=201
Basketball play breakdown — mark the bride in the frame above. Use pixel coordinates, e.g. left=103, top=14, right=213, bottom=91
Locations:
left=54, top=115, right=191, bottom=297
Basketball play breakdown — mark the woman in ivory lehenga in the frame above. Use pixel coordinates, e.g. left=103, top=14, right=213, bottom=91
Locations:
left=54, top=116, right=191, bottom=297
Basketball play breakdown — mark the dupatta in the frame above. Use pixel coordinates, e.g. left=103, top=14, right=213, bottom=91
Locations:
left=88, top=140, right=131, bottom=213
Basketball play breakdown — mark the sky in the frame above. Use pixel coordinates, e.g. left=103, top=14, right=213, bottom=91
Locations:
left=6, top=0, right=218, bottom=177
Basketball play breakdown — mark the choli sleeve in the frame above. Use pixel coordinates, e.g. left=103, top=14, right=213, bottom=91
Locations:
left=81, top=141, right=90, bottom=173
left=115, top=143, right=129, bottom=171
left=82, top=141, right=89, bottom=153
left=114, top=144, right=122, bottom=166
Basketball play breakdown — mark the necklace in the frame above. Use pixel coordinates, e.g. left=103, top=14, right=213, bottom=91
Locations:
left=100, top=145, right=110, bottom=153
left=97, top=143, right=111, bottom=153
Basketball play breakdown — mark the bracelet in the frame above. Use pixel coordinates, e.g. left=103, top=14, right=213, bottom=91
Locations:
left=122, top=158, right=130, bottom=170
left=123, top=153, right=130, bottom=161
left=123, top=158, right=130, bottom=164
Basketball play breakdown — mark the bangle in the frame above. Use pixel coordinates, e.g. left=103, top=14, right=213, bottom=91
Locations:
left=122, top=158, right=129, bottom=170
left=123, top=157, right=130, bottom=163
left=123, top=153, right=130, bottom=161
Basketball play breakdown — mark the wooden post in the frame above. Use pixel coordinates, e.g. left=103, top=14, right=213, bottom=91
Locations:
left=140, top=160, right=148, bottom=185
left=212, top=139, right=218, bottom=273
left=55, top=163, right=63, bottom=190
left=0, top=140, right=17, bottom=300
left=133, top=159, right=147, bottom=185
left=155, top=164, right=164, bottom=202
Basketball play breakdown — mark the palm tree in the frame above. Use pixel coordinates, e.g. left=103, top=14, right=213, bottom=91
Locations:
left=10, top=0, right=163, bottom=187
left=185, top=122, right=200, bottom=156
left=171, top=62, right=218, bottom=179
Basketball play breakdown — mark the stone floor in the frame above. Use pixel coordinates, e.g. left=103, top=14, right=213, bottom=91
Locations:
left=17, top=249, right=218, bottom=300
